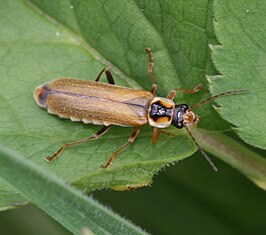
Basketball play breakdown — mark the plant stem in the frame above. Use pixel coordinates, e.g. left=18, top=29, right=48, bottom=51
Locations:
left=192, top=129, right=266, bottom=190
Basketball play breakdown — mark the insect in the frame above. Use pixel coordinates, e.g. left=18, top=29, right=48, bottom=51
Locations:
left=34, top=48, right=247, bottom=170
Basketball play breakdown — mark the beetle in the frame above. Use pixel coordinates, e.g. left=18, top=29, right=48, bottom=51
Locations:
left=34, top=48, right=247, bottom=170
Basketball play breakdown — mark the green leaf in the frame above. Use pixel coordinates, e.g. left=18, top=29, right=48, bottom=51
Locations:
left=0, top=145, right=147, bottom=235
left=0, top=0, right=197, bottom=207
left=211, top=0, right=266, bottom=149
left=0, top=0, right=265, bottom=211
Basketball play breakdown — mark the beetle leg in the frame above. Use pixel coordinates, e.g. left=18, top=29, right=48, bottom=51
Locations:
left=159, top=129, right=176, bottom=136
left=45, top=126, right=111, bottom=162
left=145, top=48, right=157, bottom=95
left=101, top=127, right=140, bottom=169
left=150, top=83, right=157, bottom=96
left=152, top=127, right=160, bottom=144
left=95, top=67, right=115, bottom=84
left=167, top=84, right=202, bottom=100
left=152, top=128, right=175, bottom=144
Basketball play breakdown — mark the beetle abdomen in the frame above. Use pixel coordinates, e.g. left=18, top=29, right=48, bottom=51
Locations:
left=34, top=78, right=154, bottom=127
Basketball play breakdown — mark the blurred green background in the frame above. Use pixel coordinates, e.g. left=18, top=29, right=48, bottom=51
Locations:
left=1, top=150, right=265, bottom=235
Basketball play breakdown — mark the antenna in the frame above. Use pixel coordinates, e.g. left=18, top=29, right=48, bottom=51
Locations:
left=190, top=89, right=249, bottom=110
left=184, top=125, right=218, bottom=171
left=184, top=88, right=248, bottom=171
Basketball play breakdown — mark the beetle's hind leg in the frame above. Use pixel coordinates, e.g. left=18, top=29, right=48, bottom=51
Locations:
left=95, top=67, right=115, bottom=84
left=101, top=127, right=140, bottom=169
left=45, top=126, right=111, bottom=162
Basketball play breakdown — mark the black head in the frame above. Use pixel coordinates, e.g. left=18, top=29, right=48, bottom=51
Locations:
left=171, top=104, right=189, bottom=129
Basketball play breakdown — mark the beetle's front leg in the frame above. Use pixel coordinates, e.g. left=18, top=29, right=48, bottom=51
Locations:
left=167, top=84, right=202, bottom=100
left=152, top=128, right=176, bottom=144
left=145, top=48, right=157, bottom=95
left=152, top=127, right=160, bottom=144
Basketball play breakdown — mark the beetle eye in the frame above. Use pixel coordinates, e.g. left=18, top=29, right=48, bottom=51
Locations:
left=171, top=104, right=188, bottom=129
